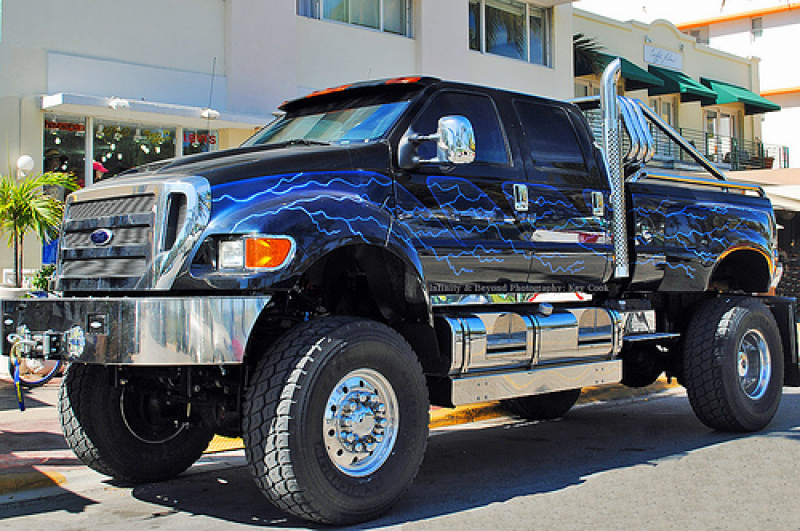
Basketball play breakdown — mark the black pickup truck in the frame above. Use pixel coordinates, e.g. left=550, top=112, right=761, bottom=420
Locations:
left=3, top=61, right=797, bottom=525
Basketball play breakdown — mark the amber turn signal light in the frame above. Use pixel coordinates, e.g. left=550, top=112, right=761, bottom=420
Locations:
left=245, top=237, right=294, bottom=270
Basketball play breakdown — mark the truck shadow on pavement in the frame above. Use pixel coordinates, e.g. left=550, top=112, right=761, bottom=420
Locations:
left=126, top=390, right=800, bottom=529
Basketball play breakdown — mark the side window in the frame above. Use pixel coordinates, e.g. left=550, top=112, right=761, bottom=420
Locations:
left=514, top=100, right=589, bottom=175
left=409, top=91, right=508, bottom=164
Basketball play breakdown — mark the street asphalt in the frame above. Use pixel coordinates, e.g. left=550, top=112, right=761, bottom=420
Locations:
left=0, top=371, right=677, bottom=503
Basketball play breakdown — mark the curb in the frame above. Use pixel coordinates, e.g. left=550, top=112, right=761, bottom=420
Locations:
left=0, top=469, right=66, bottom=496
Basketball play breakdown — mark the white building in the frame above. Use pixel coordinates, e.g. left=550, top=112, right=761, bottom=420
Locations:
left=576, top=0, right=800, bottom=167
left=0, top=0, right=577, bottom=281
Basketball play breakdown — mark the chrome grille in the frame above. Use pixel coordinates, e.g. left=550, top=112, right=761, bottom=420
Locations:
left=59, top=192, right=158, bottom=289
left=55, top=177, right=210, bottom=292
left=61, top=258, right=148, bottom=278
left=62, top=226, right=151, bottom=248
left=68, top=194, right=155, bottom=220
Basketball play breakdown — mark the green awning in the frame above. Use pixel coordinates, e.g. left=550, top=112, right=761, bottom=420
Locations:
left=647, top=65, right=718, bottom=104
left=599, top=54, right=664, bottom=91
left=574, top=54, right=665, bottom=91
left=700, top=77, right=781, bottom=115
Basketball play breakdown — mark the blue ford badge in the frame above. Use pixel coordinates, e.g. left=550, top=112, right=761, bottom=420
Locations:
left=90, top=228, right=114, bottom=246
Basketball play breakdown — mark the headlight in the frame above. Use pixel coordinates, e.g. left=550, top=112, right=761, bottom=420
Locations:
left=219, top=239, right=245, bottom=269
left=218, top=236, right=295, bottom=271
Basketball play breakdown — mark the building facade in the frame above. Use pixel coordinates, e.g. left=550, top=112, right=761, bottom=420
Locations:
left=574, top=8, right=782, bottom=173
left=0, top=0, right=780, bottom=281
left=1, top=0, right=579, bottom=280
left=576, top=0, right=800, bottom=168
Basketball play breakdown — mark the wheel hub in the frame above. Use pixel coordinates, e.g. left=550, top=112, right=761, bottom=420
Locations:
left=323, top=369, right=398, bottom=477
left=737, top=329, right=771, bottom=400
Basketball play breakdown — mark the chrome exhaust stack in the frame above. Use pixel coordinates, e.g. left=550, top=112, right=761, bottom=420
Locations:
left=600, top=59, right=629, bottom=279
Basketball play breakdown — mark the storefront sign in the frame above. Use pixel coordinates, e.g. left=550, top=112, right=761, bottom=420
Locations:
left=184, top=132, right=217, bottom=145
left=45, top=119, right=85, bottom=132
left=644, top=45, right=683, bottom=70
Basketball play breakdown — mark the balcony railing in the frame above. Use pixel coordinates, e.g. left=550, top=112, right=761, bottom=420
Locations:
left=583, top=110, right=789, bottom=171
left=652, top=126, right=788, bottom=171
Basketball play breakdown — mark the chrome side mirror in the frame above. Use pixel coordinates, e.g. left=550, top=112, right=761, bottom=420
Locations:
left=433, top=115, right=476, bottom=164
left=398, top=115, right=476, bottom=169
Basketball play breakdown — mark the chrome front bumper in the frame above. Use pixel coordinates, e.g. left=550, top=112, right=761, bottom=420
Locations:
left=2, top=296, right=271, bottom=365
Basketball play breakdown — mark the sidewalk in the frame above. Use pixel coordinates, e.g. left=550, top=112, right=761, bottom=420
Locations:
left=0, top=374, right=678, bottom=500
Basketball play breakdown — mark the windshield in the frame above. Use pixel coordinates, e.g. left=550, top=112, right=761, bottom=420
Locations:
left=244, top=99, right=411, bottom=147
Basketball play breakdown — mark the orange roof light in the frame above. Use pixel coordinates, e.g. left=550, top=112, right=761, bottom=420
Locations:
left=386, top=76, right=422, bottom=85
left=305, top=83, right=353, bottom=99
left=245, top=236, right=295, bottom=270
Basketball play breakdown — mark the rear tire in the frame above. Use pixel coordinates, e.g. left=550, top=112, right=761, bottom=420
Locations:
left=243, top=316, right=429, bottom=525
left=59, top=364, right=214, bottom=482
left=683, top=296, right=783, bottom=432
left=502, top=388, right=582, bottom=420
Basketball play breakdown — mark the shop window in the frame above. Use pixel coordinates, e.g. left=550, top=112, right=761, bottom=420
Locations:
left=44, top=114, right=87, bottom=189
left=183, top=129, right=219, bottom=156
left=298, top=0, right=412, bottom=36
left=468, top=0, right=552, bottom=67
left=93, top=120, right=175, bottom=179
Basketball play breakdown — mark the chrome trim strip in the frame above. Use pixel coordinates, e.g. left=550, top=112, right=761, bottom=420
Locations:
left=623, top=332, right=681, bottom=343
left=451, top=359, right=622, bottom=406
left=638, top=172, right=766, bottom=195
left=1, top=296, right=271, bottom=364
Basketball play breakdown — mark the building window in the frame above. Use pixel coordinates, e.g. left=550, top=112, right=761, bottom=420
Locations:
left=574, top=81, right=600, bottom=98
left=183, top=129, right=219, bottom=156
left=44, top=115, right=87, bottom=188
left=469, top=0, right=552, bottom=67
left=648, top=97, right=678, bottom=160
left=751, top=17, right=763, bottom=39
left=688, top=26, right=709, bottom=45
left=298, top=0, right=412, bottom=37
left=94, top=121, right=176, bottom=179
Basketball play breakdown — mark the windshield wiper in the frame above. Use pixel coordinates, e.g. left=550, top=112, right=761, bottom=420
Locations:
left=277, top=139, right=332, bottom=147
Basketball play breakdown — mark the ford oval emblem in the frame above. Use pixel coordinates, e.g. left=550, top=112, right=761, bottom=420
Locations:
left=90, top=228, right=114, bottom=246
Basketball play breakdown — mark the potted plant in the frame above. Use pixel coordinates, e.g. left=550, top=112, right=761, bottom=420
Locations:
left=0, top=170, right=77, bottom=289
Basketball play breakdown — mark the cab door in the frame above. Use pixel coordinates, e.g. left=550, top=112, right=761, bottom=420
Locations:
left=394, top=89, right=532, bottom=295
left=512, top=99, right=611, bottom=288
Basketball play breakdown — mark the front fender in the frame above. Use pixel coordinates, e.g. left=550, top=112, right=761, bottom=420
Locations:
left=174, top=170, right=427, bottom=291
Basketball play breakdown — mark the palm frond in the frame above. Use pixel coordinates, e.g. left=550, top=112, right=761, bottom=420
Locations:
left=574, top=33, right=606, bottom=76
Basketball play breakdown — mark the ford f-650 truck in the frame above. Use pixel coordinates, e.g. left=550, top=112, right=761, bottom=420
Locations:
left=3, top=61, right=798, bottom=524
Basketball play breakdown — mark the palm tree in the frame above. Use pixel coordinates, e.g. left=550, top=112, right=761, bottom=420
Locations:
left=0, top=171, right=77, bottom=287
left=573, top=33, right=606, bottom=77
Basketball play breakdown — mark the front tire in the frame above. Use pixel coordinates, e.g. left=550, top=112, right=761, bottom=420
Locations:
left=243, top=316, right=429, bottom=525
left=59, top=364, right=214, bottom=482
left=683, top=297, right=784, bottom=432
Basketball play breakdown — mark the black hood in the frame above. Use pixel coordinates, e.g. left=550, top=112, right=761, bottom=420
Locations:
left=108, top=141, right=392, bottom=187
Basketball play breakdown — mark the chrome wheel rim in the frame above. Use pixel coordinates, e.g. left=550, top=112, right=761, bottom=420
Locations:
left=737, top=329, right=771, bottom=400
left=323, top=368, right=399, bottom=477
